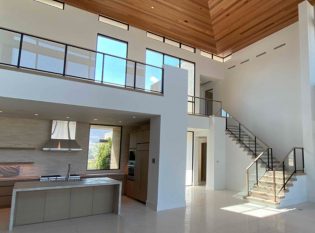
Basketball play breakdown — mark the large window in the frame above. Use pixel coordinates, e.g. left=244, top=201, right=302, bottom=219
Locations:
left=87, top=125, right=122, bottom=170
left=96, top=35, right=128, bottom=86
left=146, top=49, right=195, bottom=96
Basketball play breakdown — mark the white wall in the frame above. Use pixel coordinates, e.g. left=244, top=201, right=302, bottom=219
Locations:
left=219, top=23, right=302, bottom=158
left=0, top=65, right=188, bottom=211
left=298, top=1, right=315, bottom=203
left=0, top=0, right=224, bottom=98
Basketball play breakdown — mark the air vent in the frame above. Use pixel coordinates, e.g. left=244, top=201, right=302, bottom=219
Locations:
left=274, top=43, right=286, bottom=50
left=256, top=52, right=267, bottom=58
left=240, top=59, right=250, bottom=64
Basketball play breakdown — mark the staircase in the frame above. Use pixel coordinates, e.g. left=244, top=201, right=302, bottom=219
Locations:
left=224, top=112, right=305, bottom=207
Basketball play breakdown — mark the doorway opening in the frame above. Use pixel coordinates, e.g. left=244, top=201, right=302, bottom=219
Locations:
left=200, top=142, right=207, bottom=183
left=205, top=89, right=213, bottom=116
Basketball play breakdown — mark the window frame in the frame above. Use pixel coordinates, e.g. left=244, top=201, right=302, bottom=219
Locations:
left=86, top=124, right=123, bottom=171
left=145, top=48, right=196, bottom=97
left=96, top=33, right=129, bottom=59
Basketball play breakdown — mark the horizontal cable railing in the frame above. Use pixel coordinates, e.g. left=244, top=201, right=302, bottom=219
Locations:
left=187, top=95, right=223, bottom=117
left=277, top=147, right=304, bottom=192
left=225, top=111, right=270, bottom=159
left=0, top=27, right=164, bottom=94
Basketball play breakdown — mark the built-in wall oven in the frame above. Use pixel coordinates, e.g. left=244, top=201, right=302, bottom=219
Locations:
left=128, top=150, right=136, bottom=180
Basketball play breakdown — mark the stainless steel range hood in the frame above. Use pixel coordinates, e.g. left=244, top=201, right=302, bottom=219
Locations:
left=42, top=120, right=82, bottom=152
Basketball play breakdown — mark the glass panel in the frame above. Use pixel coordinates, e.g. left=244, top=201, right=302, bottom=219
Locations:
left=164, top=55, right=180, bottom=67
left=97, top=35, right=128, bottom=86
left=187, top=96, right=194, bottom=114
left=146, top=50, right=163, bottom=68
left=94, top=53, right=104, bottom=82
left=103, top=55, right=127, bottom=86
left=65, top=46, right=97, bottom=80
left=20, top=35, right=65, bottom=73
left=186, top=132, right=194, bottom=186
left=136, top=63, right=162, bottom=92
left=97, top=35, right=127, bottom=58
left=0, top=30, right=21, bottom=65
left=99, top=16, right=129, bottom=30
left=180, top=60, right=195, bottom=96
left=295, top=149, right=304, bottom=172
left=247, top=154, right=269, bottom=193
left=125, top=60, right=135, bottom=88
left=147, top=32, right=164, bottom=42
left=87, top=125, right=121, bottom=170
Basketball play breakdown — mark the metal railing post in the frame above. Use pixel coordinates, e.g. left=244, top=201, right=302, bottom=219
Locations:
left=254, top=136, right=257, bottom=156
left=268, top=148, right=273, bottom=170
left=267, top=148, right=270, bottom=169
left=283, top=161, right=286, bottom=190
left=238, top=123, right=241, bottom=142
left=161, top=68, right=164, bottom=93
left=63, top=44, right=68, bottom=76
left=294, top=148, right=297, bottom=173
left=247, top=170, right=250, bottom=196
left=273, top=170, right=276, bottom=203
left=256, top=161, right=258, bottom=185
left=17, top=34, right=24, bottom=68
left=133, top=61, right=136, bottom=89
left=302, top=148, right=305, bottom=173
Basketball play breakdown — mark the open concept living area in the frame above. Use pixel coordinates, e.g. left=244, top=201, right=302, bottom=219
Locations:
left=1, top=0, right=315, bottom=232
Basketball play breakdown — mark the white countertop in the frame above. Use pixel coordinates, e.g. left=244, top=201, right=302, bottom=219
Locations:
left=13, top=177, right=121, bottom=192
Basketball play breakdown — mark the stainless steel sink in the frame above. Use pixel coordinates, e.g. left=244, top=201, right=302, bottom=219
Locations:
left=40, top=175, right=81, bottom=182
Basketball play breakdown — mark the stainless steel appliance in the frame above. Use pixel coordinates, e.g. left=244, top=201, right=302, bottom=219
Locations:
left=40, top=174, right=81, bottom=182
left=127, top=150, right=136, bottom=180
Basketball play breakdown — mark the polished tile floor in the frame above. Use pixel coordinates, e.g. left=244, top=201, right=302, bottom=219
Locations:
left=1, top=186, right=315, bottom=233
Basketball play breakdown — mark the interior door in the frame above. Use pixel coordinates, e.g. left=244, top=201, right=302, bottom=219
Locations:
left=205, top=89, right=213, bottom=116
left=201, top=143, right=207, bottom=182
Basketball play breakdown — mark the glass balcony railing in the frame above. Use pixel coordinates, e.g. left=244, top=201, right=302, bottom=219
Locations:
left=187, top=95, right=223, bottom=117
left=0, top=27, right=164, bottom=94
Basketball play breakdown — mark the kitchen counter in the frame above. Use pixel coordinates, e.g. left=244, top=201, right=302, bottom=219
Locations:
left=0, top=176, right=39, bottom=182
left=9, top=178, right=122, bottom=231
left=13, top=177, right=120, bottom=191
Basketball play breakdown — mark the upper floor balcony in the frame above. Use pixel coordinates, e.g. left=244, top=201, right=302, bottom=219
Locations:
left=0, top=27, right=164, bottom=94
left=0, top=27, right=223, bottom=123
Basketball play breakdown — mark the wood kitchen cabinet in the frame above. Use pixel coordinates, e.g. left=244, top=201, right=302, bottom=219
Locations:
left=126, top=143, right=149, bottom=203
left=0, top=177, right=39, bottom=208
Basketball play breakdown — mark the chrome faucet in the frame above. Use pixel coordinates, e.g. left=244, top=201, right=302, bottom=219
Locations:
left=66, top=163, right=71, bottom=181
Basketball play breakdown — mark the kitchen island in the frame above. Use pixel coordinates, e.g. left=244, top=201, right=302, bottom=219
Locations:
left=9, top=177, right=121, bottom=231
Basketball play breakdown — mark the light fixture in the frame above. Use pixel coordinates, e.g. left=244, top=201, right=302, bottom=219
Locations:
left=118, top=120, right=122, bottom=123
left=34, top=0, right=64, bottom=10
left=34, top=113, right=39, bottom=116
left=0, top=110, right=3, bottom=113
left=66, top=116, right=70, bottom=119
left=132, top=116, right=136, bottom=119
left=93, top=118, right=98, bottom=121
left=151, top=6, right=154, bottom=9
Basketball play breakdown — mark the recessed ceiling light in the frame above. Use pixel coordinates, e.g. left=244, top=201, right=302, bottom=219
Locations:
left=151, top=6, right=154, bottom=9
left=0, top=110, right=3, bottom=113
left=118, top=120, right=122, bottom=123
left=34, top=113, right=39, bottom=116
left=132, top=116, right=136, bottom=119
left=94, top=118, right=98, bottom=121
left=66, top=116, right=70, bottom=119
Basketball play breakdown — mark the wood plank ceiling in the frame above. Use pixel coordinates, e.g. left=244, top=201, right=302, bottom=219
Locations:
left=63, top=0, right=315, bottom=57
